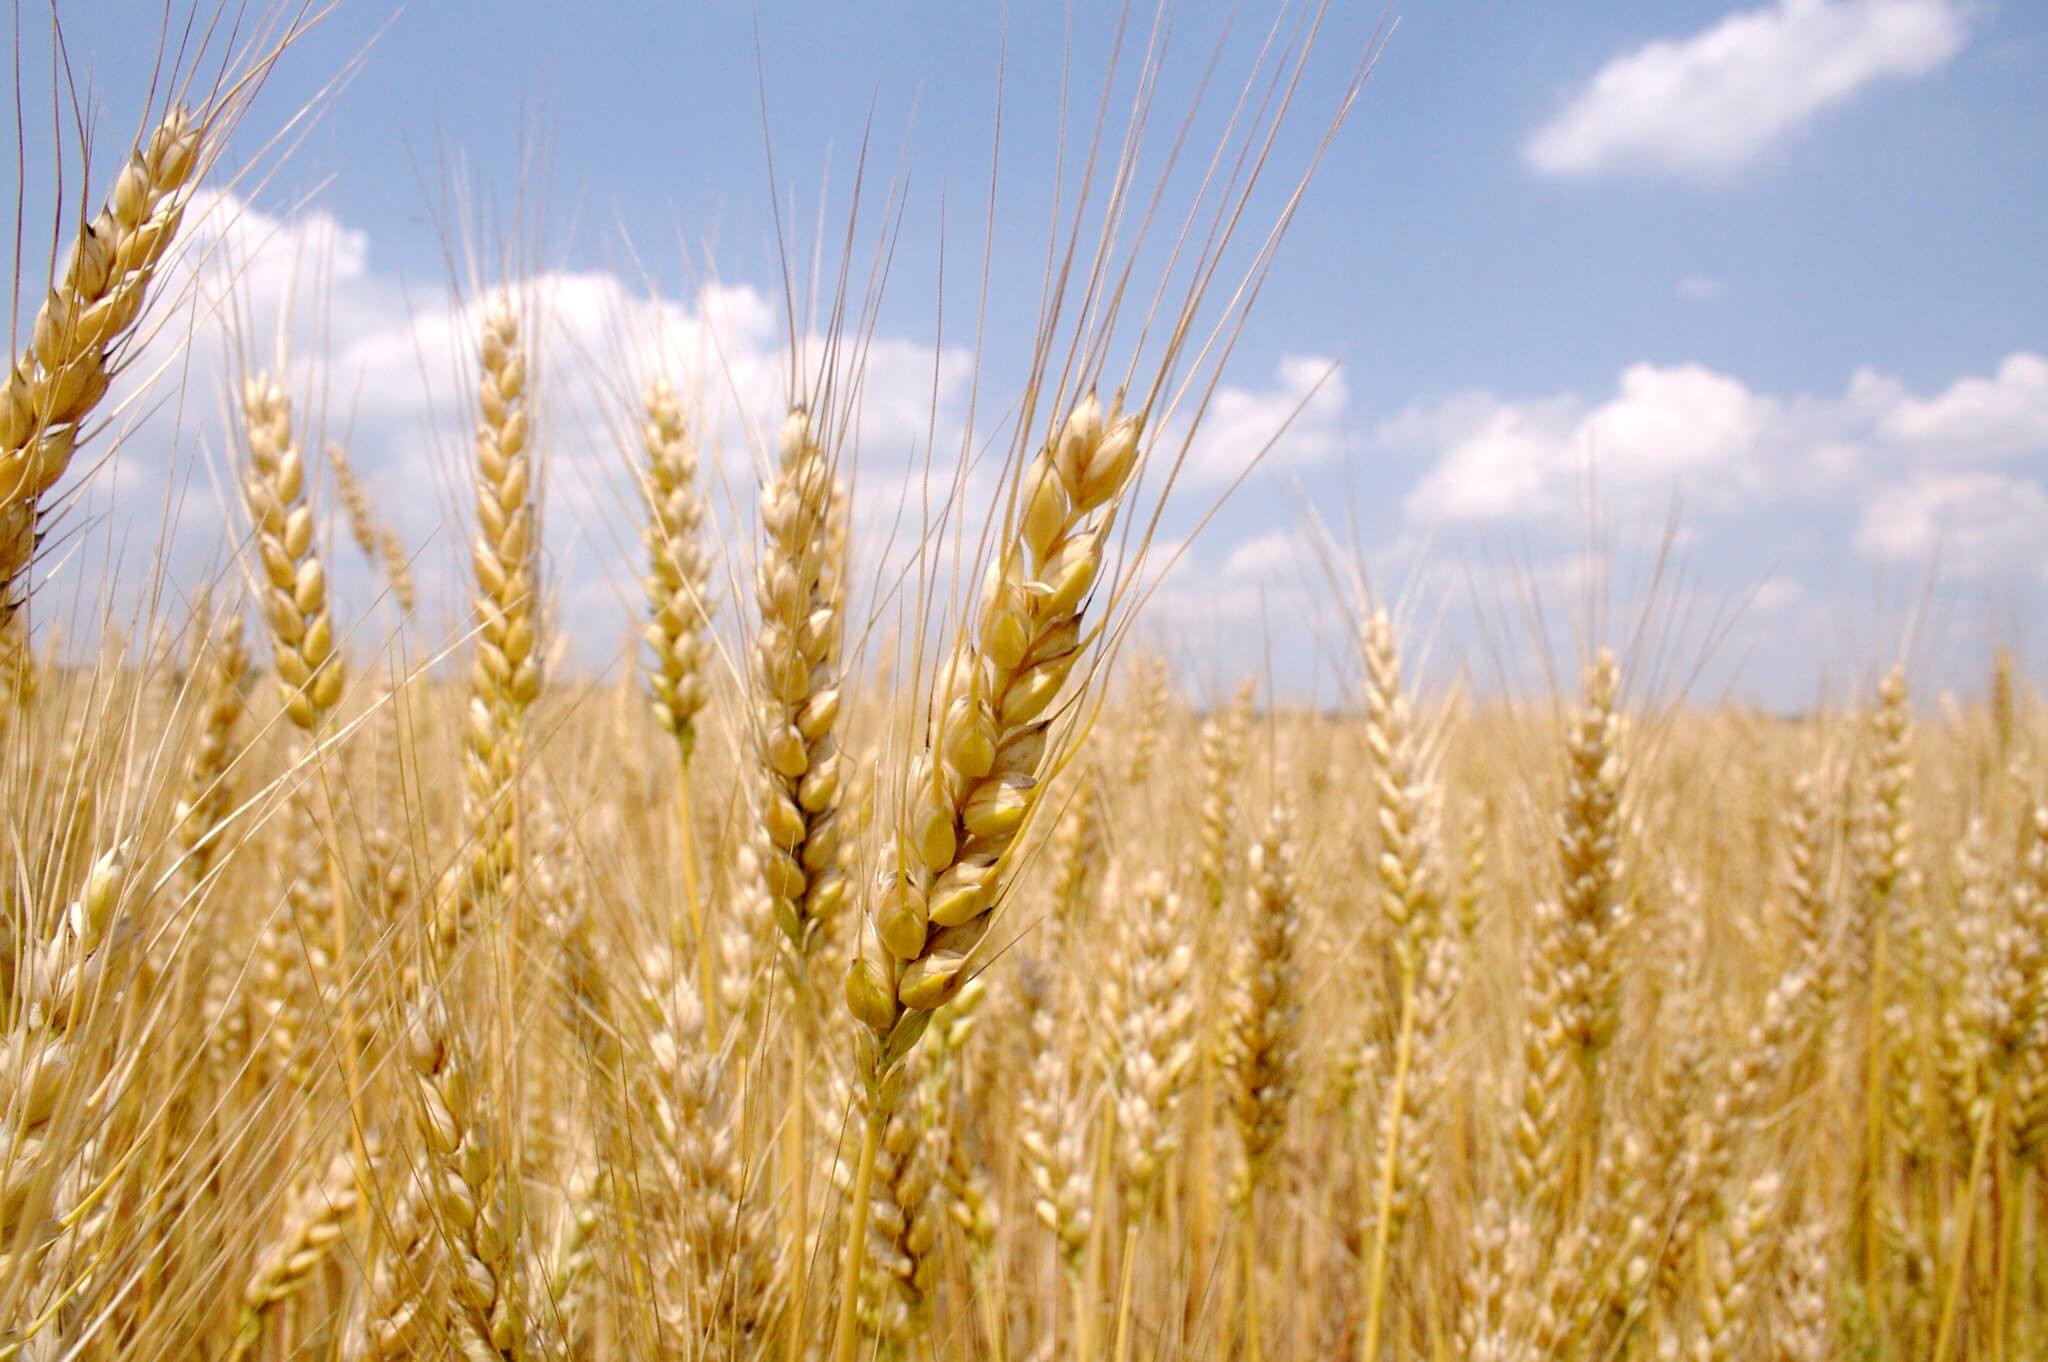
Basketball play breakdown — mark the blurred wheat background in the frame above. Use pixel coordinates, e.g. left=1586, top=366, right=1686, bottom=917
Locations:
left=2, top=3, right=2044, bottom=1361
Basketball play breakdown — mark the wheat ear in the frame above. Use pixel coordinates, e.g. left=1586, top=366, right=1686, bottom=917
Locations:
left=326, top=442, right=415, bottom=614
left=1222, top=807, right=1304, bottom=1362
left=229, top=1143, right=368, bottom=1358
left=1512, top=648, right=1625, bottom=1223
left=1110, top=872, right=1196, bottom=1210
left=641, top=378, right=716, bottom=759
left=172, top=604, right=251, bottom=893
left=448, top=297, right=539, bottom=936
left=1356, top=608, right=1449, bottom=1362
left=0, top=108, right=202, bottom=671
left=754, top=405, right=850, bottom=968
left=845, top=392, right=1141, bottom=1052
left=1198, top=679, right=1256, bottom=913
left=1689, top=1169, right=1781, bottom=1362
left=833, top=392, right=1141, bottom=1362
left=241, top=375, right=344, bottom=730
left=1123, top=654, right=1169, bottom=786
left=0, top=844, right=132, bottom=1307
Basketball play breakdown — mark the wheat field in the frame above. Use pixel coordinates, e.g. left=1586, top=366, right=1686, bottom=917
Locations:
left=1, top=6, right=2043, bottom=1361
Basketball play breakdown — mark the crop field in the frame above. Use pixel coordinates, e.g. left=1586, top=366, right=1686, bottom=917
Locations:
left=0, top=4, right=2042, bottom=1361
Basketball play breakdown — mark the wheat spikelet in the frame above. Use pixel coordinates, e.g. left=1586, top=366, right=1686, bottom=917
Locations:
left=1512, top=649, right=1626, bottom=1225
left=549, top=1160, right=604, bottom=1353
left=1198, top=679, right=1256, bottom=913
left=838, top=1075, right=950, bottom=1358
left=400, top=997, right=540, bottom=1359
left=1379, top=930, right=1458, bottom=1241
left=1779, top=1204, right=1834, bottom=1362
left=1363, top=609, right=1441, bottom=971
left=640, top=378, right=715, bottom=759
left=1781, top=768, right=1834, bottom=1010
left=1048, top=773, right=1103, bottom=924
left=1853, top=665, right=1915, bottom=962
left=1989, top=802, right=2048, bottom=1073
left=1454, top=798, right=1488, bottom=942
left=640, top=961, right=778, bottom=1345
left=348, top=1179, right=440, bottom=1362
left=1555, top=647, right=1627, bottom=1066
left=754, top=406, right=849, bottom=966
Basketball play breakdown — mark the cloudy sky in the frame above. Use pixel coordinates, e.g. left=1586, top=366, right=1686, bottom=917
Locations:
left=21, top=0, right=2047, bottom=710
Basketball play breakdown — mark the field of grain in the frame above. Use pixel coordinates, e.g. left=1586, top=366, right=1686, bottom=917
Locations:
left=2, top=6, right=2043, bottom=1362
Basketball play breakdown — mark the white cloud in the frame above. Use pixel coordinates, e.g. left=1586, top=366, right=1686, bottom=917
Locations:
left=1677, top=273, right=1728, bottom=300
left=1222, top=529, right=1317, bottom=580
left=1396, top=351, right=2048, bottom=537
left=1879, top=351, right=2048, bottom=457
left=1855, top=472, right=2048, bottom=577
left=1525, top=0, right=1969, bottom=181
left=1401, top=363, right=1774, bottom=523
left=1180, top=354, right=1349, bottom=486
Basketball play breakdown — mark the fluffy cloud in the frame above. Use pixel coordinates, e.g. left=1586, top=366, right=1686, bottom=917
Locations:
left=1855, top=472, right=2048, bottom=578
left=1395, top=352, right=2048, bottom=545
left=1179, top=354, right=1349, bottom=487
left=1399, top=363, right=1776, bottom=523
left=1524, top=0, right=1969, bottom=181
left=1878, top=352, right=2048, bottom=457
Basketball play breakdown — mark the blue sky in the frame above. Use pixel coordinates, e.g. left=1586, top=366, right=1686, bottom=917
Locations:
left=22, top=0, right=2048, bottom=709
